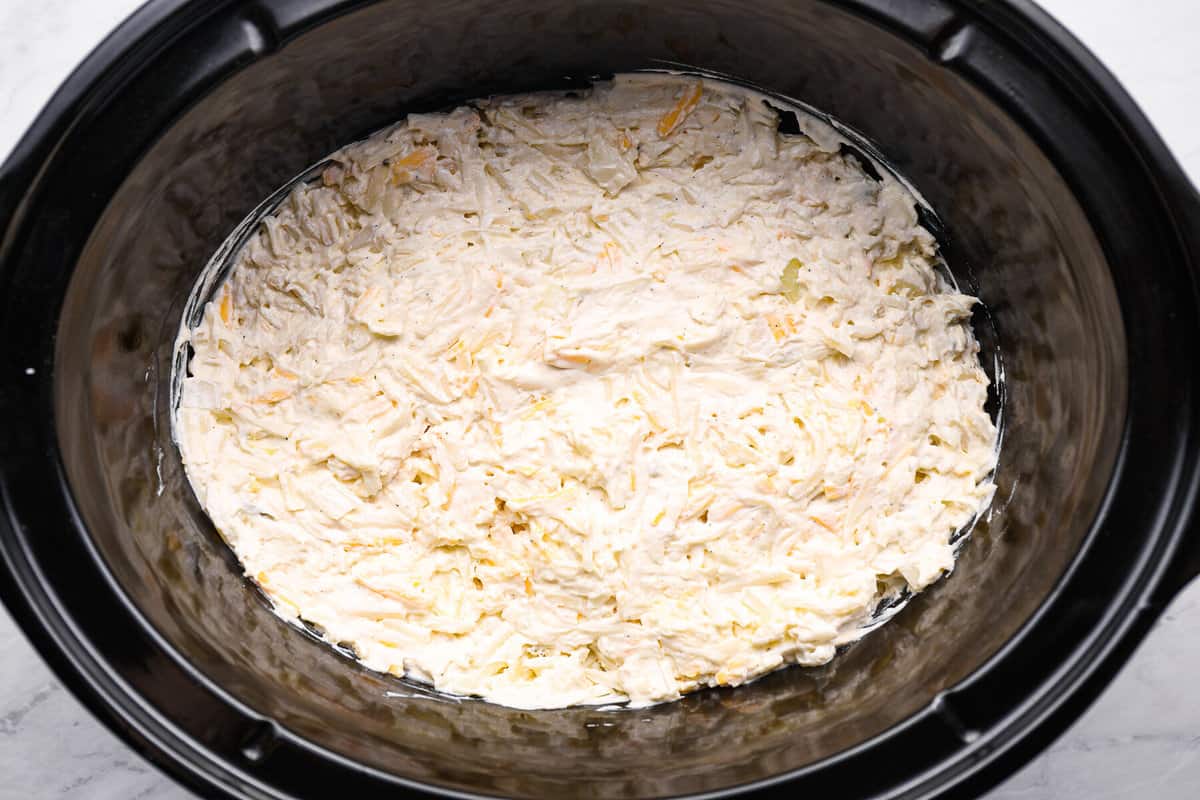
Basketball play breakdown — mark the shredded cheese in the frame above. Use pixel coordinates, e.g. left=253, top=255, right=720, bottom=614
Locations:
left=177, top=74, right=997, bottom=710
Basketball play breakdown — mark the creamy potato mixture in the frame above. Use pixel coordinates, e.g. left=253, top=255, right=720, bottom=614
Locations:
left=176, top=74, right=997, bottom=709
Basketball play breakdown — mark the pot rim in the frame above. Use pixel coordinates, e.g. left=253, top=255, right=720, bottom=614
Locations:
left=1, top=1, right=1198, bottom=799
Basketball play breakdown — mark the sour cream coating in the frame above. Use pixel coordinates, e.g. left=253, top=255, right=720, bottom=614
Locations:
left=177, top=74, right=998, bottom=709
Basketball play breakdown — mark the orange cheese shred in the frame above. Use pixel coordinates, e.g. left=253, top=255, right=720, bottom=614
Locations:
left=253, top=389, right=292, bottom=404
left=657, top=82, right=703, bottom=138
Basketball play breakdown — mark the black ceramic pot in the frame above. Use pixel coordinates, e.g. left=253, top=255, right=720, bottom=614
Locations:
left=1, top=1, right=1198, bottom=798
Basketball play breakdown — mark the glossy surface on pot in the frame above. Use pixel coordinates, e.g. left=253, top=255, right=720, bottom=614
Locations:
left=1, top=1, right=1197, bottom=798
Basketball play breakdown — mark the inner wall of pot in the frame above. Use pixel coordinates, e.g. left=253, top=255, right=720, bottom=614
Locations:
left=54, top=0, right=1125, bottom=797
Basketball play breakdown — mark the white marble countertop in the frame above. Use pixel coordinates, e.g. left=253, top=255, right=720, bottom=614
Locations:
left=1, top=1, right=1197, bottom=798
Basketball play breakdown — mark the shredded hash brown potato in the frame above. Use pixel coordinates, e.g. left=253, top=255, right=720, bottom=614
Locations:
left=177, top=74, right=997, bottom=709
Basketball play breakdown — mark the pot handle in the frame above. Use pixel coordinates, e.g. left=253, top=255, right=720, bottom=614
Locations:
left=1159, top=492, right=1200, bottom=604
left=0, top=155, right=27, bottom=255
left=1158, top=179, right=1200, bottom=601
left=0, top=168, right=16, bottom=241
left=1163, top=506, right=1200, bottom=599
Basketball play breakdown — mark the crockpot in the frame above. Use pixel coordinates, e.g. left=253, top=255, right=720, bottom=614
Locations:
left=1, top=1, right=1198, bottom=798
